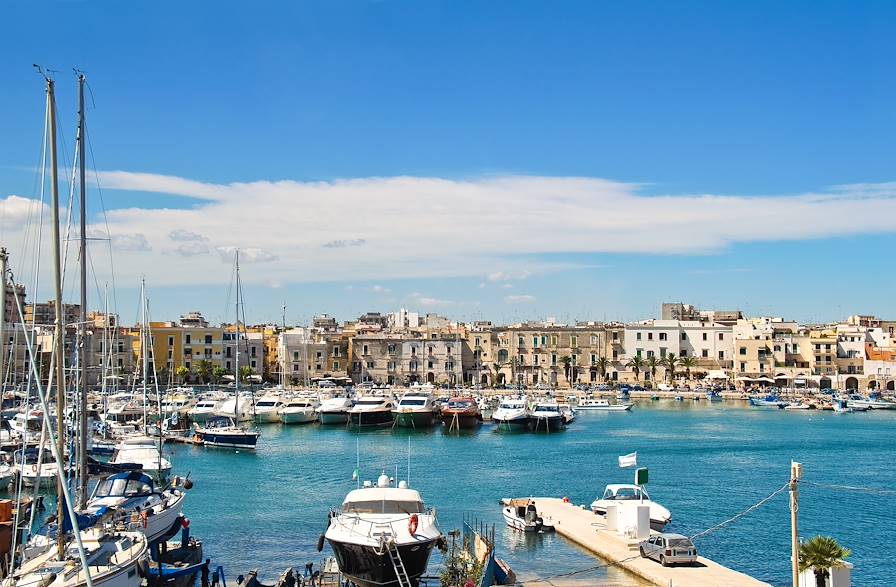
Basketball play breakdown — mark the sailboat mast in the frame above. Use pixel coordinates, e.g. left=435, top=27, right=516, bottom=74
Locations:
left=47, top=75, right=67, bottom=558
left=141, top=279, right=148, bottom=427
left=77, top=73, right=89, bottom=509
left=234, top=250, right=240, bottom=419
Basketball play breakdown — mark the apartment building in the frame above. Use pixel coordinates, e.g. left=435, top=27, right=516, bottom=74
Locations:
left=625, top=319, right=733, bottom=381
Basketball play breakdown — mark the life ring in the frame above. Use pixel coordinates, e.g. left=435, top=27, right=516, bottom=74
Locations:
left=140, top=511, right=148, bottom=529
left=408, top=514, right=418, bottom=536
left=31, top=465, right=37, bottom=473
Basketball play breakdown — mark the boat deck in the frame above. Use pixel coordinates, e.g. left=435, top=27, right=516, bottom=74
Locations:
left=524, top=498, right=770, bottom=587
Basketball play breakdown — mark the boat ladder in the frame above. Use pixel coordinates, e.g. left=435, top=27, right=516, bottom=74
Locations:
left=386, top=539, right=412, bottom=587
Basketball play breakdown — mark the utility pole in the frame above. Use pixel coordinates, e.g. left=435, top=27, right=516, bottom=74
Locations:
left=790, top=461, right=802, bottom=587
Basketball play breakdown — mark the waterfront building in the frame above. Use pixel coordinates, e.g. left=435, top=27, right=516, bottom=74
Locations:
left=24, top=299, right=80, bottom=328
left=624, top=319, right=733, bottom=382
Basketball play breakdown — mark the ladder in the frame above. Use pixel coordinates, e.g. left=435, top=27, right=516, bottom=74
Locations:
left=386, top=539, right=412, bottom=587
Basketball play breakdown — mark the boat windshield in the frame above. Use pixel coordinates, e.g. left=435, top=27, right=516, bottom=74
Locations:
left=499, top=402, right=522, bottom=409
left=93, top=477, right=153, bottom=498
left=343, top=500, right=424, bottom=514
left=356, top=400, right=385, bottom=406
left=608, top=487, right=643, bottom=500
left=448, top=400, right=474, bottom=409
left=535, top=405, right=559, bottom=412
left=256, top=401, right=279, bottom=407
left=399, top=399, right=427, bottom=406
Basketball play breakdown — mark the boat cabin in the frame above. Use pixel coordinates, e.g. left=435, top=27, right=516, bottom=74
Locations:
left=341, top=487, right=425, bottom=515
left=602, top=484, right=649, bottom=501
left=91, top=471, right=157, bottom=499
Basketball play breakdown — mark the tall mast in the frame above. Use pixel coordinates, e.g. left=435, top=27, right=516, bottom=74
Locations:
left=0, top=247, right=7, bottom=395
left=280, top=302, right=285, bottom=387
left=47, top=75, right=67, bottom=558
left=77, top=73, right=89, bottom=509
left=234, top=250, right=240, bottom=419
left=141, top=279, right=148, bottom=427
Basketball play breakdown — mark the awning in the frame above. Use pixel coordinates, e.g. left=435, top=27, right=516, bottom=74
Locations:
left=774, top=373, right=792, bottom=380
left=707, top=370, right=729, bottom=380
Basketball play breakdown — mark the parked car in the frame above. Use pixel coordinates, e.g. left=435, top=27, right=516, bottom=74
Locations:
left=639, top=533, right=698, bottom=567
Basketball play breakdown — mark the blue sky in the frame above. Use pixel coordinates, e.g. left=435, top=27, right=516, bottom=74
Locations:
left=1, top=1, right=894, bottom=325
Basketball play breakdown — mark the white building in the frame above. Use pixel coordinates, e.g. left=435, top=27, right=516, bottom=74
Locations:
left=624, top=319, right=733, bottom=379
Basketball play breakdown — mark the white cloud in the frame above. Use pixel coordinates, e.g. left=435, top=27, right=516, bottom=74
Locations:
left=370, top=285, right=390, bottom=293
left=7, top=171, right=896, bottom=287
left=409, top=292, right=455, bottom=307
left=505, top=294, right=536, bottom=304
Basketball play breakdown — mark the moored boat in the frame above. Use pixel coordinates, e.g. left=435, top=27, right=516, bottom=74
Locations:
left=440, top=397, right=482, bottom=430
left=491, top=397, right=530, bottom=430
left=391, top=392, right=439, bottom=429
left=590, top=484, right=671, bottom=531
left=318, top=396, right=353, bottom=425
left=348, top=395, right=395, bottom=428
left=194, top=416, right=260, bottom=449
left=528, top=401, right=565, bottom=432
left=501, top=498, right=554, bottom=533
left=279, top=397, right=320, bottom=424
left=576, top=398, right=632, bottom=412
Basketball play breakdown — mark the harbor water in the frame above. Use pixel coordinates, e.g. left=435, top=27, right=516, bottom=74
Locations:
left=165, top=400, right=895, bottom=586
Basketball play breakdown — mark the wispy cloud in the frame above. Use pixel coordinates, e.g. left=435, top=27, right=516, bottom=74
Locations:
left=6, top=171, right=896, bottom=287
left=409, top=292, right=455, bottom=307
left=505, top=294, right=536, bottom=304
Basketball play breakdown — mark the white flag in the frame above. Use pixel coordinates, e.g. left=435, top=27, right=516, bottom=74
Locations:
left=618, top=452, right=637, bottom=468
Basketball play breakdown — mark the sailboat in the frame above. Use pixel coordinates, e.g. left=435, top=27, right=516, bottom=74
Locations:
left=194, top=251, right=260, bottom=450
left=3, top=69, right=148, bottom=587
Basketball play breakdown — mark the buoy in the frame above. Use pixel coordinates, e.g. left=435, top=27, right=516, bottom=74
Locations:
left=181, top=517, right=190, bottom=529
left=316, top=533, right=325, bottom=552
left=183, top=478, right=194, bottom=490
left=408, top=514, right=419, bottom=535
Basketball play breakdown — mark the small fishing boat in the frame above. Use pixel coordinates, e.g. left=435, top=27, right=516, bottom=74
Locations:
left=318, top=396, right=353, bottom=425
left=590, top=484, right=672, bottom=531
left=194, top=416, right=260, bottom=449
left=348, top=395, right=395, bottom=428
left=748, top=395, right=785, bottom=408
left=392, top=392, right=439, bottom=429
left=784, top=402, right=812, bottom=410
left=323, top=474, right=442, bottom=587
left=846, top=393, right=895, bottom=410
left=501, top=498, right=554, bottom=533
left=279, top=397, right=320, bottom=424
left=14, top=448, right=58, bottom=490
left=576, top=399, right=632, bottom=412
left=440, top=397, right=482, bottom=430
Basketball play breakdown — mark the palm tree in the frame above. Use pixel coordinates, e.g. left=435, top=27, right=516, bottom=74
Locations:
left=663, top=353, right=678, bottom=382
left=195, top=359, right=213, bottom=384
left=239, top=365, right=255, bottom=383
left=646, top=355, right=660, bottom=383
left=559, top=356, right=572, bottom=386
left=799, top=536, right=851, bottom=587
left=491, top=362, right=504, bottom=387
left=679, top=356, right=697, bottom=381
left=175, top=366, right=190, bottom=384
left=594, top=356, right=610, bottom=382
left=626, top=355, right=645, bottom=381
left=211, top=365, right=227, bottom=384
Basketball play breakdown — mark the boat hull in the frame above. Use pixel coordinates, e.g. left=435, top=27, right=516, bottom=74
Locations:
left=440, top=412, right=481, bottom=430
left=492, top=416, right=529, bottom=431
left=319, top=411, right=350, bottom=425
left=527, top=416, right=565, bottom=432
left=196, top=431, right=259, bottom=450
left=280, top=411, right=318, bottom=424
left=253, top=410, right=281, bottom=424
left=591, top=505, right=670, bottom=531
left=392, top=411, right=438, bottom=429
left=327, top=537, right=436, bottom=587
left=349, top=410, right=395, bottom=428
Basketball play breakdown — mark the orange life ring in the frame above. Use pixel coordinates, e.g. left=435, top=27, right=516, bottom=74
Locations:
left=31, top=464, right=37, bottom=473
left=140, top=511, right=148, bottom=529
left=408, top=514, right=418, bottom=536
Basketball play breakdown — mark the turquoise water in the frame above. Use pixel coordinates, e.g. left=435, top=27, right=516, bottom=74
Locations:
left=165, top=401, right=895, bottom=586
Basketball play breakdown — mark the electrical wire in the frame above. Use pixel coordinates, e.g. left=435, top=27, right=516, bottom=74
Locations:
left=689, top=482, right=789, bottom=541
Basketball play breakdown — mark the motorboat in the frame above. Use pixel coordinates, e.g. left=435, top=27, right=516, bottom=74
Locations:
left=846, top=393, right=896, bottom=410
left=832, top=398, right=866, bottom=413
left=590, top=484, right=671, bottom=530
left=324, top=474, right=442, bottom=587
left=213, top=394, right=255, bottom=422
left=194, top=416, right=260, bottom=450
left=528, top=401, right=565, bottom=432
left=576, top=398, right=632, bottom=412
left=10, top=410, right=53, bottom=444
left=491, top=397, right=530, bottom=430
left=705, top=390, right=722, bottom=402
left=439, top=397, right=482, bottom=430
left=6, top=527, right=148, bottom=587
left=110, top=437, right=172, bottom=479
left=13, top=448, right=58, bottom=490
left=318, top=396, right=353, bottom=425
left=501, top=498, right=554, bottom=533
left=748, top=395, right=785, bottom=408
left=187, top=398, right=221, bottom=424
left=391, top=392, right=439, bottom=429
left=253, top=395, right=286, bottom=423
left=279, top=397, right=320, bottom=424
left=784, top=402, right=812, bottom=410
left=559, top=402, right=576, bottom=425
left=159, top=394, right=196, bottom=418
left=348, top=395, right=395, bottom=428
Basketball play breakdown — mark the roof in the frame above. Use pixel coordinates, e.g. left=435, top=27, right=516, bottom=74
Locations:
left=343, top=487, right=422, bottom=504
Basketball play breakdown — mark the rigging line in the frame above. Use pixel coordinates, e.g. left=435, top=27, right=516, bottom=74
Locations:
left=85, top=122, right=121, bottom=324
left=802, top=480, right=896, bottom=495
left=689, top=482, right=789, bottom=541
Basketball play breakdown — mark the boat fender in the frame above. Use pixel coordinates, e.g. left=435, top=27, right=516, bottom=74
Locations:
left=436, top=536, right=448, bottom=552
left=140, top=510, right=149, bottom=528
left=408, top=513, right=418, bottom=536
left=181, top=517, right=190, bottom=529
left=316, top=533, right=325, bottom=552
left=184, top=478, right=194, bottom=490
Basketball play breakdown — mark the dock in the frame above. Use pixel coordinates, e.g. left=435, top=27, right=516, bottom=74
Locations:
left=527, top=498, right=770, bottom=587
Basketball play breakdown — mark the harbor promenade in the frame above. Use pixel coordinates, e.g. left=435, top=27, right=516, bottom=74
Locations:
left=528, top=498, right=770, bottom=587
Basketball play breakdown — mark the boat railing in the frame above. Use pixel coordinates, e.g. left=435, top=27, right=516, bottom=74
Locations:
left=330, top=507, right=436, bottom=546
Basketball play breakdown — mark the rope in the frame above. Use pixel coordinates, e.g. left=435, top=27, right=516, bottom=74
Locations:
left=802, top=480, right=896, bottom=495
left=689, top=482, right=789, bottom=541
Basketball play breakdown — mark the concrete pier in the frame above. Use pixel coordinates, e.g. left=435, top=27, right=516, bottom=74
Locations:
left=526, top=498, right=770, bottom=587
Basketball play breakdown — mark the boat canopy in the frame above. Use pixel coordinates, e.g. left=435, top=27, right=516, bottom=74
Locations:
left=92, top=471, right=156, bottom=499
left=342, top=487, right=423, bottom=514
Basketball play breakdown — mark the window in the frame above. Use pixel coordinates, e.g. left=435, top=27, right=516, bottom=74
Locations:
left=636, top=332, right=642, bottom=341
left=739, top=347, right=747, bottom=356
left=353, top=361, right=361, bottom=371
left=551, top=354, right=557, bottom=366
left=702, top=349, right=708, bottom=358
left=571, top=335, right=578, bottom=347
left=474, top=337, right=481, bottom=346
left=534, top=355, right=540, bottom=366
left=250, top=360, right=257, bottom=368
left=168, top=336, right=174, bottom=346
left=659, top=333, right=667, bottom=341
left=571, top=355, right=577, bottom=365
left=648, top=333, right=654, bottom=341
left=333, top=361, right=339, bottom=370
left=612, top=350, right=618, bottom=359
left=590, top=335, right=597, bottom=345
left=550, top=335, right=557, bottom=345
left=718, top=350, right=725, bottom=360
left=680, top=350, right=687, bottom=357
left=445, top=361, right=454, bottom=371
left=362, top=344, right=369, bottom=355
left=681, top=332, right=687, bottom=341
left=636, top=349, right=642, bottom=358
left=518, top=336, right=524, bottom=346
left=613, top=332, right=619, bottom=341
left=740, top=362, right=746, bottom=371
left=388, top=344, right=396, bottom=353
left=251, top=347, right=257, bottom=357
left=591, top=353, right=597, bottom=364
left=427, top=360, right=434, bottom=369
left=333, top=347, right=341, bottom=357
left=533, top=336, right=539, bottom=347
left=647, top=350, right=654, bottom=358
left=366, top=361, right=374, bottom=368
left=702, top=333, right=708, bottom=341
left=718, top=333, right=724, bottom=341
left=293, top=351, right=299, bottom=361
left=185, top=334, right=191, bottom=344
left=205, top=334, right=212, bottom=344
left=316, top=351, right=322, bottom=359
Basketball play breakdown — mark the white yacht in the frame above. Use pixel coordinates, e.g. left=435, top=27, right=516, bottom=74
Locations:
left=391, top=392, right=439, bottom=429
left=590, top=484, right=672, bottom=530
left=10, top=411, right=52, bottom=444
left=324, top=474, right=442, bottom=587
left=110, top=437, right=172, bottom=479
left=187, top=398, right=221, bottom=423
left=14, top=448, right=58, bottom=489
left=491, top=397, right=530, bottom=430
left=318, top=396, right=353, bottom=425
left=577, top=398, right=632, bottom=411
left=528, top=401, right=566, bottom=432
left=846, top=393, right=895, bottom=410
left=279, top=397, right=320, bottom=424
left=213, top=394, right=255, bottom=422
left=253, top=395, right=286, bottom=423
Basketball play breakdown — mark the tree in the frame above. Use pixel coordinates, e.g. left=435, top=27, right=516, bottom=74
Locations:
left=195, top=360, right=213, bottom=384
left=594, top=356, right=610, bottom=382
left=679, top=356, right=697, bottom=380
left=626, top=355, right=645, bottom=381
left=211, top=366, right=227, bottom=384
left=491, top=362, right=504, bottom=387
left=175, top=366, right=190, bottom=384
left=663, top=353, right=678, bottom=382
left=559, top=356, right=572, bottom=386
left=239, top=365, right=255, bottom=383
left=799, top=536, right=851, bottom=587
left=646, top=356, right=660, bottom=383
